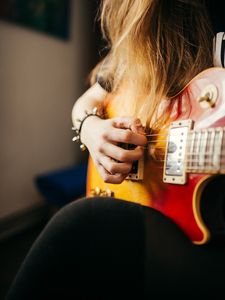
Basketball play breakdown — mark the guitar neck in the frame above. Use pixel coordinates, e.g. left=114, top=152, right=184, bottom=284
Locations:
left=163, top=119, right=225, bottom=185
left=186, top=127, right=225, bottom=174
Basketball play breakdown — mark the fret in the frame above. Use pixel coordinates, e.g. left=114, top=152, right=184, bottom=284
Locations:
left=186, top=130, right=197, bottom=172
left=219, top=129, right=224, bottom=170
left=196, top=131, right=200, bottom=170
left=187, top=131, right=195, bottom=170
left=165, top=120, right=225, bottom=180
left=199, top=130, right=207, bottom=168
left=205, top=129, right=212, bottom=170
left=221, top=129, right=225, bottom=170
left=213, top=128, right=223, bottom=170
left=209, top=129, right=215, bottom=170
left=196, top=130, right=202, bottom=168
left=187, top=127, right=225, bottom=173
left=193, top=131, right=200, bottom=170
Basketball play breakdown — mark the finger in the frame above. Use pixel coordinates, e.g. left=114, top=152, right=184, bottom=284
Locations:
left=130, top=122, right=146, bottom=135
left=106, top=127, right=147, bottom=146
left=99, top=156, right=132, bottom=175
left=97, top=163, right=127, bottom=184
left=112, top=117, right=145, bottom=134
left=100, top=143, right=144, bottom=162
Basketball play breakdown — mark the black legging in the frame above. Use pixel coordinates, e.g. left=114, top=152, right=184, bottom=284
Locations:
left=5, top=197, right=225, bottom=300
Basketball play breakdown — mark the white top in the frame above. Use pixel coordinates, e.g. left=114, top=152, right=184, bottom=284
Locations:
left=213, top=32, right=225, bottom=67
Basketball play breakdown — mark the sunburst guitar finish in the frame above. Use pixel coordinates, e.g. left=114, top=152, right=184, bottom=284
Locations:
left=86, top=67, right=225, bottom=245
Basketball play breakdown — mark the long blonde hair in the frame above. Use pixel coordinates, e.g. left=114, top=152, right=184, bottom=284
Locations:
left=90, top=0, right=213, bottom=128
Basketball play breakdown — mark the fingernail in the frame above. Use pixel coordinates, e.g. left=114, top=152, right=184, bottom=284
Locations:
left=138, top=127, right=145, bottom=134
left=135, top=119, right=142, bottom=126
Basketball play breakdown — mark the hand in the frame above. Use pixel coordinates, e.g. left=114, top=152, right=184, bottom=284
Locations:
left=81, top=116, right=147, bottom=184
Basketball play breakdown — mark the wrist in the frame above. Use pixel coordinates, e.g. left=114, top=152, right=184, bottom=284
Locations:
left=80, top=115, right=102, bottom=145
left=72, top=107, right=103, bottom=151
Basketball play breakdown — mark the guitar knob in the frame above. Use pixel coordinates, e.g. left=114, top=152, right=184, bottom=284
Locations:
left=90, top=187, right=101, bottom=196
left=106, top=189, right=114, bottom=197
left=197, top=84, right=218, bottom=108
left=90, top=187, right=114, bottom=197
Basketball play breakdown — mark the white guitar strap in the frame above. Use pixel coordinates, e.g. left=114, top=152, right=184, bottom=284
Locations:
left=213, top=32, right=225, bottom=67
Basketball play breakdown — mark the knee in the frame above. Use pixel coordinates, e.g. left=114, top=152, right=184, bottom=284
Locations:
left=43, top=197, right=94, bottom=236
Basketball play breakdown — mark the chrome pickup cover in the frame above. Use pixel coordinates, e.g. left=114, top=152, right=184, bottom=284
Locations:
left=163, top=119, right=193, bottom=185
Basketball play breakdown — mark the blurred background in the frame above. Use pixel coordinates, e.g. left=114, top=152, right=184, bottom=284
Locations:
left=0, top=0, right=102, bottom=298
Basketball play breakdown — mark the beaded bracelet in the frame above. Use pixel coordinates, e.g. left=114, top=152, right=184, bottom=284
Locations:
left=72, top=107, right=102, bottom=151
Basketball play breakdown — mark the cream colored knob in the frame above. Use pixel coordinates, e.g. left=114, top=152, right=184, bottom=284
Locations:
left=197, top=84, right=218, bottom=108
left=106, top=189, right=114, bottom=197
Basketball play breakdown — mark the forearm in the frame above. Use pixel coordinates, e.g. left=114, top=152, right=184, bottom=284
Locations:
left=71, top=82, right=108, bottom=130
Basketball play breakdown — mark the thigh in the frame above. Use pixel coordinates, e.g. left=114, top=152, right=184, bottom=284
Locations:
left=6, top=197, right=146, bottom=300
left=144, top=206, right=225, bottom=298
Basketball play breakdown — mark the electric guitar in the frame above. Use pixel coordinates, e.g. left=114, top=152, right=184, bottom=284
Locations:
left=86, top=67, right=225, bottom=245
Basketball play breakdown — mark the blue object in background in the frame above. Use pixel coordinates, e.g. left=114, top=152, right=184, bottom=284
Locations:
left=35, top=162, right=88, bottom=206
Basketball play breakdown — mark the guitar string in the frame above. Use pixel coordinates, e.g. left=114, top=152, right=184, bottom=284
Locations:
left=144, top=130, right=225, bottom=137
left=147, top=138, right=225, bottom=143
left=145, top=151, right=225, bottom=158
left=141, top=146, right=225, bottom=164
left=148, top=157, right=225, bottom=162
left=145, top=145, right=225, bottom=150
left=151, top=168, right=225, bottom=173
left=146, top=160, right=225, bottom=169
left=126, top=131, right=225, bottom=167
left=145, top=163, right=225, bottom=170
left=149, top=151, right=225, bottom=156
left=145, top=135, right=225, bottom=143
left=144, top=133, right=224, bottom=137
left=141, top=167, right=225, bottom=173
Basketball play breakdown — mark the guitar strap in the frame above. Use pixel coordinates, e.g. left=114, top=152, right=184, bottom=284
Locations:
left=213, top=32, right=225, bottom=68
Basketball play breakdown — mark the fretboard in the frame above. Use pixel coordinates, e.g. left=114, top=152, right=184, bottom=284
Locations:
left=186, top=127, right=225, bottom=174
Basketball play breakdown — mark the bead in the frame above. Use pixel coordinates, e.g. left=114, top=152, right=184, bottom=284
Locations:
left=93, top=107, right=98, bottom=115
left=72, top=136, right=80, bottom=142
left=80, top=144, right=86, bottom=151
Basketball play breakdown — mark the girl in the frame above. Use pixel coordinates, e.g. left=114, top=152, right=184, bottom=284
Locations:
left=6, top=1, right=225, bottom=299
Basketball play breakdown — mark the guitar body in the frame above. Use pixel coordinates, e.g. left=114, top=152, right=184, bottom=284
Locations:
left=86, top=67, right=225, bottom=244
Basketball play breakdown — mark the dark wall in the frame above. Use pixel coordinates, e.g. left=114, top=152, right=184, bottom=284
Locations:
left=85, top=0, right=103, bottom=72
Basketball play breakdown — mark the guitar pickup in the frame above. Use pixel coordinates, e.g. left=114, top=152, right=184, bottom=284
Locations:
left=119, top=143, right=144, bottom=181
left=163, top=119, right=193, bottom=185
